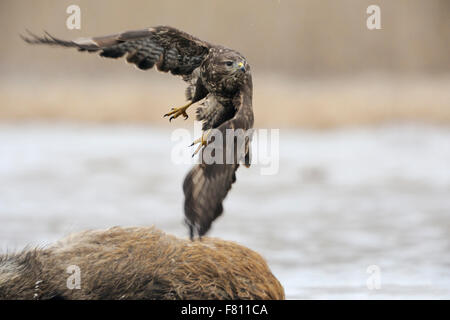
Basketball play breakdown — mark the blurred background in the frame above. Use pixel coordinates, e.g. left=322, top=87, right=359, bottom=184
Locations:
left=0, top=0, right=449, bottom=299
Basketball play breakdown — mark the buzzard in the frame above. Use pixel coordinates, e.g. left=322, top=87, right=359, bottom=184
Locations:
left=22, top=26, right=254, bottom=239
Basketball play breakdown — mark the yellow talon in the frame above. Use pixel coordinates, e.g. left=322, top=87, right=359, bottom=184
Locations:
left=163, top=101, right=193, bottom=122
left=190, top=129, right=211, bottom=157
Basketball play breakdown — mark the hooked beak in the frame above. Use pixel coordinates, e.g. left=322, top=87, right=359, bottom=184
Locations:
left=237, top=61, right=246, bottom=72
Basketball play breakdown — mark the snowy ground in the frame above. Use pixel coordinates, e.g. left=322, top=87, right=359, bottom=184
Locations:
left=0, top=123, right=449, bottom=299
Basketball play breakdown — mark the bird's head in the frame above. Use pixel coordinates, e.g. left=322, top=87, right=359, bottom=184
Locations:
left=224, top=59, right=246, bottom=73
left=208, top=48, right=249, bottom=78
left=220, top=55, right=247, bottom=75
left=201, top=47, right=250, bottom=94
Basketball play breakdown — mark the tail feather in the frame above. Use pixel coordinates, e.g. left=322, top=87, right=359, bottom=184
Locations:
left=183, top=163, right=239, bottom=240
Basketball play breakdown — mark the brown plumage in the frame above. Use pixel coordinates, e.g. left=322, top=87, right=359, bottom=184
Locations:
left=0, top=226, right=284, bottom=300
left=22, top=26, right=254, bottom=239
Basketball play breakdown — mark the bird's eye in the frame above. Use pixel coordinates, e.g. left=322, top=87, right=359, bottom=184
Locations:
left=225, top=61, right=233, bottom=67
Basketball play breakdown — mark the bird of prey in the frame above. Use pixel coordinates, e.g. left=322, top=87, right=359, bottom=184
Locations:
left=22, top=26, right=254, bottom=239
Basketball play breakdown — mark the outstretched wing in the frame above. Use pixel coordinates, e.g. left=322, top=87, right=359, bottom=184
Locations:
left=183, top=77, right=254, bottom=239
left=21, top=26, right=211, bottom=75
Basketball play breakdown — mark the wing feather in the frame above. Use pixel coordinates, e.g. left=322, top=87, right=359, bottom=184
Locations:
left=21, top=26, right=211, bottom=75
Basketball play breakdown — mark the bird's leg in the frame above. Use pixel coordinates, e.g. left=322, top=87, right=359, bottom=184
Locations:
left=190, top=129, right=211, bottom=157
left=163, top=101, right=193, bottom=122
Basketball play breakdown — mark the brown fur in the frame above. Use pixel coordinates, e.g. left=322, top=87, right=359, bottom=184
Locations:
left=0, top=226, right=284, bottom=300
